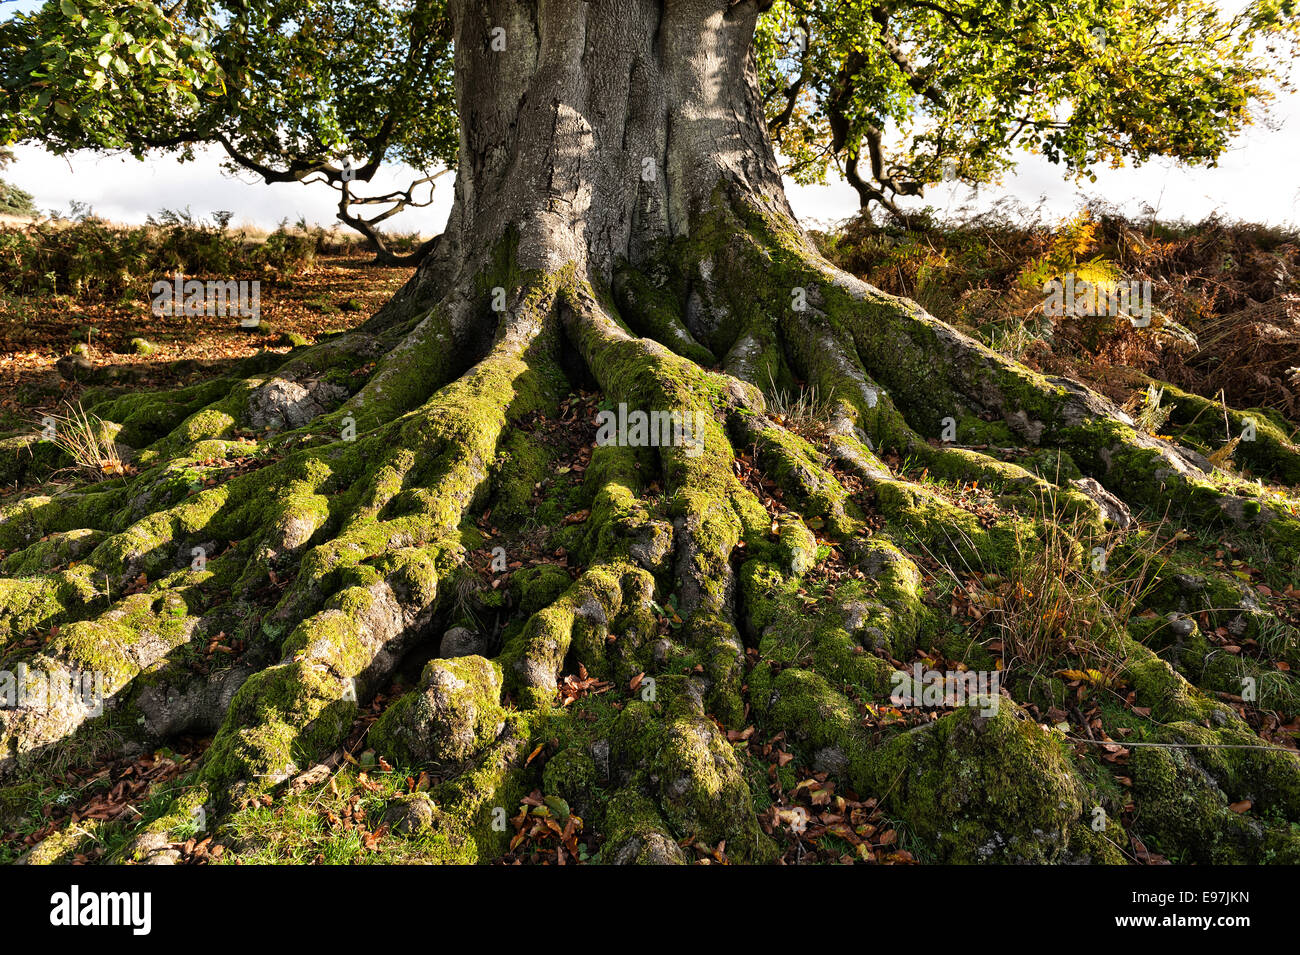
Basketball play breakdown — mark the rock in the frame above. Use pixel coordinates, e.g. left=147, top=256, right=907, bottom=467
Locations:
left=601, top=792, right=689, bottom=865
left=55, top=353, right=93, bottom=381
left=369, top=656, right=505, bottom=766
left=865, top=699, right=1084, bottom=863
left=247, top=376, right=350, bottom=430
left=127, top=831, right=182, bottom=866
left=1130, top=743, right=1265, bottom=863
left=627, top=518, right=674, bottom=572
left=610, top=830, right=688, bottom=865
left=776, top=513, right=818, bottom=575
left=1006, top=409, right=1047, bottom=444
left=589, top=739, right=611, bottom=779
left=289, top=762, right=334, bottom=793
left=130, top=337, right=157, bottom=356
left=439, top=626, right=490, bottom=658
left=812, top=746, right=848, bottom=776
left=1069, top=477, right=1133, bottom=528
left=383, top=792, right=437, bottom=835
left=839, top=599, right=870, bottom=631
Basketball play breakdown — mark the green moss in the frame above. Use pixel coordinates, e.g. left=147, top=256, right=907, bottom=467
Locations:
left=0, top=434, right=38, bottom=486
left=500, top=561, right=633, bottom=707
left=87, top=376, right=240, bottom=448
left=610, top=700, right=776, bottom=862
left=21, top=826, right=88, bottom=865
left=511, top=564, right=574, bottom=617
left=1130, top=745, right=1265, bottom=863
left=1064, top=817, right=1129, bottom=865
left=865, top=700, right=1085, bottom=863
left=597, top=790, right=688, bottom=864
left=541, top=746, right=601, bottom=822
left=759, top=666, right=875, bottom=783
left=1121, top=638, right=1220, bottom=724
left=613, top=265, right=717, bottom=367
left=369, top=655, right=506, bottom=768
left=416, top=714, right=535, bottom=863
left=1158, top=381, right=1300, bottom=485
left=0, top=529, right=105, bottom=577
left=1152, top=721, right=1300, bottom=819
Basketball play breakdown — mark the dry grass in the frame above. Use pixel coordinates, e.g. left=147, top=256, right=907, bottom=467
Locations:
left=816, top=207, right=1300, bottom=420
left=40, top=402, right=127, bottom=480
left=926, top=492, right=1167, bottom=689
left=764, top=368, right=837, bottom=439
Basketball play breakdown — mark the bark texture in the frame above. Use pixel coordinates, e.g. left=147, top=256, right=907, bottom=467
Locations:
left=4, top=0, right=1300, bottom=866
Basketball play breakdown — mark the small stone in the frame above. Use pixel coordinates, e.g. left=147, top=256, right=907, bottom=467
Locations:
left=247, top=376, right=349, bottom=430
left=55, top=353, right=93, bottom=381
left=839, top=599, right=870, bottom=631
left=440, top=626, right=490, bottom=658
left=589, top=739, right=611, bottom=779
left=1069, top=477, right=1133, bottom=529
left=383, top=792, right=437, bottom=835
left=812, top=746, right=848, bottom=776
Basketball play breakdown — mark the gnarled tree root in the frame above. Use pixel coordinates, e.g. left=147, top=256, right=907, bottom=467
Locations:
left=5, top=200, right=1299, bottom=867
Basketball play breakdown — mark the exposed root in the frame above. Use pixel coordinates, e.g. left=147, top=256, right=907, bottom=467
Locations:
left=5, top=200, right=1299, bottom=867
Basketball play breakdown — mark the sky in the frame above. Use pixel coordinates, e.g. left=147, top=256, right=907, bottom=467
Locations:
left=4, top=4, right=1299, bottom=235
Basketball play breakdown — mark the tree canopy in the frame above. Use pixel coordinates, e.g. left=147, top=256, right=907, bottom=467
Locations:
left=1, top=0, right=1296, bottom=232
left=0, top=0, right=456, bottom=256
left=755, top=0, right=1299, bottom=218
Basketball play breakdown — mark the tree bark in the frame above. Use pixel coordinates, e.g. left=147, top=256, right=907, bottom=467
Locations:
left=380, top=0, right=792, bottom=331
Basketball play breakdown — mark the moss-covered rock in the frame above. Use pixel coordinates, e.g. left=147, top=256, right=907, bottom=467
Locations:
left=865, top=699, right=1085, bottom=863
left=1129, top=745, right=1271, bottom=863
left=609, top=699, right=777, bottom=863
left=370, top=655, right=506, bottom=768
left=598, top=790, right=689, bottom=864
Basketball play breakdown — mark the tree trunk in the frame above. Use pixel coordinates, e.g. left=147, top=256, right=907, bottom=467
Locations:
left=5, top=0, right=1300, bottom=866
left=381, top=0, right=794, bottom=333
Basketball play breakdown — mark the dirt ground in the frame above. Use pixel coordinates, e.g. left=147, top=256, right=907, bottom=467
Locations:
left=0, top=253, right=413, bottom=431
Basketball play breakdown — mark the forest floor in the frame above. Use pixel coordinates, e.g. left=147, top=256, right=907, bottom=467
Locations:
left=0, top=251, right=413, bottom=435
left=1, top=212, right=1297, bottom=865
